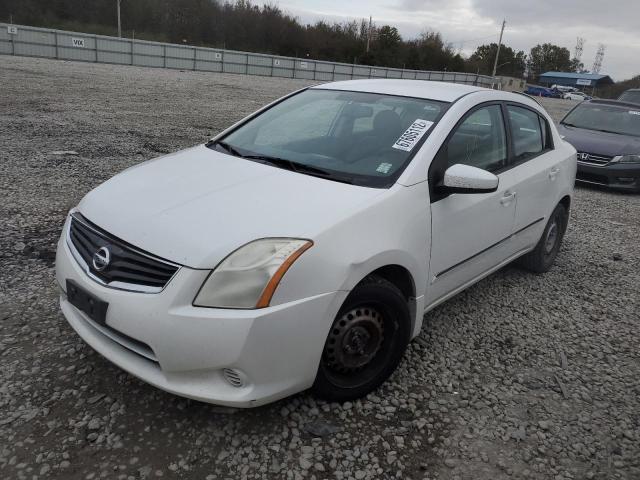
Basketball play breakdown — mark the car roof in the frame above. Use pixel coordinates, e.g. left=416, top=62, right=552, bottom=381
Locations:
left=312, top=79, right=486, bottom=103
left=587, top=99, right=640, bottom=109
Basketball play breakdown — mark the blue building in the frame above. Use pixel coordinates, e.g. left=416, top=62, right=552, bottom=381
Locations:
left=538, top=72, right=614, bottom=89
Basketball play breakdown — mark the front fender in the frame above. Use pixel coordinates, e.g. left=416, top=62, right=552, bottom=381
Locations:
left=271, top=182, right=431, bottom=337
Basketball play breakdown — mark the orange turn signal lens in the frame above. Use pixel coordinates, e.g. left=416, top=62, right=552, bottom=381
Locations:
left=255, top=241, right=313, bottom=308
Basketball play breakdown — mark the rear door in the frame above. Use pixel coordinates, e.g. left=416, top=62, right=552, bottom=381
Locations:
left=503, top=104, right=562, bottom=251
left=426, top=103, right=518, bottom=306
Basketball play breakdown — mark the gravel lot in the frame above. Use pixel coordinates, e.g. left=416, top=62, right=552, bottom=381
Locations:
left=1, top=56, right=639, bottom=480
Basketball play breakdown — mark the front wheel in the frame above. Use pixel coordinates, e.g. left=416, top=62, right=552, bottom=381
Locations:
left=517, top=203, right=568, bottom=273
left=312, top=275, right=411, bottom=402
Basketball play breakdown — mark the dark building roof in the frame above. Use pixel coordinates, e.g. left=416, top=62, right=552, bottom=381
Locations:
left=538, top=72, right=614, bottom=87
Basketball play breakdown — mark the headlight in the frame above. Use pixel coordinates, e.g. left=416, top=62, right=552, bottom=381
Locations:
left=193, top=238, right=313, bottom=309
left=612, top=154, right=640, bottom=164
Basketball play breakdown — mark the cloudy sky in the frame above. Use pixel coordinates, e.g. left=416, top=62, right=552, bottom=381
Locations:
left=263, top=0, right=639, bottom=80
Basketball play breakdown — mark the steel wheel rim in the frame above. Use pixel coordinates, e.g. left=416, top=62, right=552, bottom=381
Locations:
left=544, top=220, right=559, bottom=254
left=324, top=307, right=385, bottom=374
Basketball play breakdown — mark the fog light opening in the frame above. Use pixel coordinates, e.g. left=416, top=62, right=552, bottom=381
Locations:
left=616, top=177, right=635, bottom=184
left=223, top=368, right=246, bottom=388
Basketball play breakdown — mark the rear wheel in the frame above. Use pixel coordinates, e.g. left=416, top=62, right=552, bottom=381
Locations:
left=517, top=203, right=568, bottom=273
left=312, top=275, right=411, bottom=402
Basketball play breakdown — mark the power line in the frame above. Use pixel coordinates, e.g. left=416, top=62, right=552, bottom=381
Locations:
left=449, top=33, right=500, bottom=47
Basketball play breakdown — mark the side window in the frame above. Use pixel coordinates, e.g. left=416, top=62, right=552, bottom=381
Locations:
left=507, top=105, right=543, bottom=159
left=444, top=104, right=507, bottom=173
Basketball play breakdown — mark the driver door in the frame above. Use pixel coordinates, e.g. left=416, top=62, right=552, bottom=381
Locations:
left=426, top=103, right=518, bottom=306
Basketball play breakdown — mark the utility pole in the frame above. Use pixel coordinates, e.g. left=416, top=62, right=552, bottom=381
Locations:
left=366, top=16, right=372, bottom=53
left=491, top=19, right=506, bottom=84
left=117, top=0, right=122, bottom=38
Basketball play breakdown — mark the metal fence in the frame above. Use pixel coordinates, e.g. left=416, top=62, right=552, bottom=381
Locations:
left=0, top=23, right=495, bottom=87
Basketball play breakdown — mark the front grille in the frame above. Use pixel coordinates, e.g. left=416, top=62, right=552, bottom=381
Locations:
left=68, top=214, right=179, bottom=293
left=577, top=152, right=612, bottom=166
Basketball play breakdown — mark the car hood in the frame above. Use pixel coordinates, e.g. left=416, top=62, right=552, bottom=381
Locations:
left=557, top=124, right=640, bottom=157
left=77, top=145, right=384, bottom=268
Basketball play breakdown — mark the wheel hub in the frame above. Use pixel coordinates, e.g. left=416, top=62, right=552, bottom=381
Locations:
left=324, top=307, right=384, bottom=373
left=544, top=221, right=558, bottom=254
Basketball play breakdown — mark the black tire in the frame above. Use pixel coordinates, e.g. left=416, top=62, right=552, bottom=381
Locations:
left=312, top=275, right=411, bottom=402
left=517, top=203, right=568, bottom=273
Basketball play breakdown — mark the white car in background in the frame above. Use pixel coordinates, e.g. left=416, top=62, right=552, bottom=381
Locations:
left=564, top=91, right=592, bottom=101
left=552, top=85, right=577, bottom=94
left=56, top=80, right=576, bottom=407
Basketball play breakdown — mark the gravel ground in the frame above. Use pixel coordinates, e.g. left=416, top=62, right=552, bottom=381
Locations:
left=1, top=56, right=639, bottom=480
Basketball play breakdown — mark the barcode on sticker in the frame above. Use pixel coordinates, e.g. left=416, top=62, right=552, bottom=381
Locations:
left=392, top=119, right=434, bottom=152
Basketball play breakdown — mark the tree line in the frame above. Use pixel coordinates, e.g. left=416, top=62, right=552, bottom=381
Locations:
left=0, top=0, right=624, bottom=83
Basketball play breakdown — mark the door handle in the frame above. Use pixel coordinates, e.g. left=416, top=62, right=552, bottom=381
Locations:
left=549, top=167, right=560, bottom=180
left=500, top=191, right=516, bottom=206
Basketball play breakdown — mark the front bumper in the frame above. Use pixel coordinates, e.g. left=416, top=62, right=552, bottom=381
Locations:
left=56, top=226, right=347, bottom=407
left=576, top=161, right=640, bottom=192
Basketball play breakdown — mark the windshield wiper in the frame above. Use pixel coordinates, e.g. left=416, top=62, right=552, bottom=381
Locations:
left=590, top=128, right=624, bottom=135
left=561, top=123, right=625, bottom=136
left=209, top=140, right=244, bottom=157
left=242, top=154, right=356, bottom=184
left=208, top=141, right=356, bottom=184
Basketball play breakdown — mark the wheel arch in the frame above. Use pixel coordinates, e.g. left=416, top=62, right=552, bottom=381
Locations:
left=349, top=262, right=421, bottom=337
left=558, top=194, right=571, bottom=234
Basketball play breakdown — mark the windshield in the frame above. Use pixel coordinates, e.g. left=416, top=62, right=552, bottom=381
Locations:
left=210, top=88, right=448, bottom=187
left=561, top=102, right=640, bottom=137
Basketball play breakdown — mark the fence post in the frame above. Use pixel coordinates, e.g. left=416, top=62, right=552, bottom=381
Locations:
left=193, top=46, right=197, bottom=71
left=130, top=38, right=134, bottom=65
left=332, top=63, right=336, bottom=81
left=54, top=31, right=59, bottom=59
left=94, top=34, right=98, bottom=62
left=163, top=44, right=166, bottom=68
left=270, top=57, right=274, bottom=77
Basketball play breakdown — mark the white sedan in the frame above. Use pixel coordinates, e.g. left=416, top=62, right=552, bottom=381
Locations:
left=56, top=80, right=576, bottom=407
left=563, top=91, right=591, bottom=101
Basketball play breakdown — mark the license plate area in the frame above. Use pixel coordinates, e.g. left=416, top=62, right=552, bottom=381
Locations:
left=66, top=279, right=108, bottom=326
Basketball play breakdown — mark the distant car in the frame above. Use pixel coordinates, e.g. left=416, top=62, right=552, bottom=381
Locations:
left=552, top=85, right=578, bottom=94
left=563, top=91, right=592, bottom=101
left=55, top=80, right=576, bottom=406
left=618, top=89, right=640, bottom=104
left=558, top=99, right=640, bottom=192
left=525, top=85, right=562, bottom=98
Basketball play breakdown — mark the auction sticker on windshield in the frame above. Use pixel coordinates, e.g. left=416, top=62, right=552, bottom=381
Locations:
left=392, top=119, right=434, bottom=152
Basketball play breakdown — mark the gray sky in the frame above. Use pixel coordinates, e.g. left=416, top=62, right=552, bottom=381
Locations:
left=266, top=0, right=639, bottom=80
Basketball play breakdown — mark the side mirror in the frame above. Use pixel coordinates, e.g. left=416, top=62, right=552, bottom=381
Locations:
left=439, top=164, right=499, bottom=194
